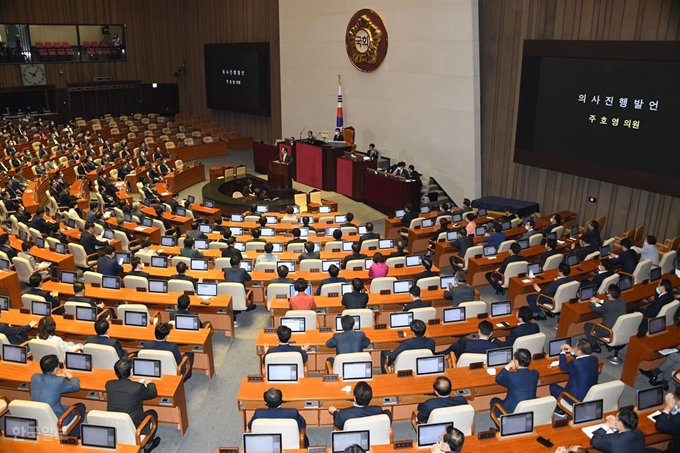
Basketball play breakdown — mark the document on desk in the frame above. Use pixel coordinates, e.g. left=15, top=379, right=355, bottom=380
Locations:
left=134, top=226, right=146, bottom=231
left=522, top=279, right=532, bottom=283
left=581, top=423, right=608, bottom=438
left=659, top=348, right=678, bottom=356
left=647, top=411, right=662, bottom=422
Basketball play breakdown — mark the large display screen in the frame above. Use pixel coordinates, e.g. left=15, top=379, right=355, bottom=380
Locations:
left=204, top=42, right=270, bottom=116
left=515, top=41, right=680, bottom=197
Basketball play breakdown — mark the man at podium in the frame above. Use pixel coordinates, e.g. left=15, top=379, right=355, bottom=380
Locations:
left=271, top=148, right=294, bottom=189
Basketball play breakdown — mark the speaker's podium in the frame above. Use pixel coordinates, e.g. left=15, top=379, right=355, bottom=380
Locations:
left=268, top=160, right=289, bottom=189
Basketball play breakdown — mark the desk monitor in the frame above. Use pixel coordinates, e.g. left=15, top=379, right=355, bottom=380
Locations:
left=499, top=411, right=534, bottom=438
left=379, top=239, right=394, bottom=249
left=231, top=213, right=244, bottom=222
left=234, top=242, right=246, bottom=252
left=161, top=236, right=177, bottom=247
left=517, top=239, right=530, bottom=250
left=54, top=242, right=67, bottom=254
left=288, top=283, right=311, bottom=297
left=546, top=232, right=557, bottom=241
left=67, top=218, right=77, bottom=228
left=175, top=314, right=200, bottom=331
left=319, top=206, right=332, bottom=214
left=341, top=283, right=353, bottom=296
left=142, top=217, right=154, bottom=227
left=637, top=386, right=664, bottom=411
left=395, top=209, right=405, bottom=218
left=276, top=260, right=296, bottom=274
left=148, top=279, right=168, bottom=294
left=54, top=213, right=62, bottom=223
left=446, top=231, right=458, bottom=241
left=150, top=256, right=168, bottom=268
left=393, top=279, right=413, bottom=294
left=313, top=242, right=322, bottom=253
left=132, top=358, right=161, bottom=378
left=229, top=226, right=243, bottom=236
left=35, top=236, right=45, bottom=248
left=115, top=252, right=130, bottom=265
left=124, top=311, right=148, bottom=327
left=358, top=226, right=367, bottom=235
left=599, top=245, right=611, bottom=258
left=334, top=215, right=347, bottom=223
left=619, top=275, right=633, bottom=291
left=416, top=356, right=446, bottom=377
left=475, top=226, right=486, bottom=236
left=32, top=300, right=51, bottom=316
left=568, top=225, right=579, bottom=236
left=292, top=205, right=300, bottom=214
left=256, top=205, right=269, bottom=213
left=124, top=213, right=133, bottom=222
left=452, top=213, right=463, bottom=222
left=243, top=433, right=282, bottom=453
left=527, top=262, right=543, bottom=275
left=417, top=422, right=453, bottom=448
left=548, top=337, right=571, bottom=357
left=240, top=260, right=253, bottom=272
left=573, top=399, right=603, bottom=426
left=2, top=344, right=27, bottom=364
left=205, top=199, right=215, bottom=208
left=299, top=227, right=310, bottom=238
left=331, top=430, right=370, bottom=453
left=648, top=316, right=666, bottom=336
left=266, top=216, right=279, bottom=224
left=389, top=312, right=413, bottom=329
left=280, top=317, right=306, bottom=333
left=422, top=218, right=435, bottom=229
left=266, top=363, right=299, bottom=383
left=0, top=258, right=9, bottom=270
left=364, top=258, right=373, bottom=270
left=565, top=254, right=580, bottom=267
left=103, top=229, right=115, bottom=240
left=4, top=416, right=37, bottom=441
left=335, top=315, right=360, bottom=331
left=143, top=199, right=151, bottom=207
left=443, top=307, right=466, bottom=324
left=194, top=239, right=209, bottom=250
left=342, top=361, right=373, bottom=381
left=102, top=276, right=121, bottom=290
left=60, top=270, right=77, bottom=284
left=487, top=347, right=514, bottom=368
left=65, top=352, right=92, bottom=372
left=190, top=259, right=209, bottom=271
left=322, top=259, right=341, bottom=272
left=405, top=255, right=422, bottom=267
left=76, top=306, right=97, bottom=322
left=325, top=227, right=340, bottom=237
left=0, top=295, right=8, bottom=311
left=261, top=227, right=275, bottom=237
left=477, top=208, right=487, bottom=216
left=579, top=285, right=597, bottom=301
left=186, top=195, right=195, bottom=204
left=271, top=243, right=284, bottom=253
left=650, top=266, right=662, bottom=283
left=197, top=282, right=218, bottom=298
left=420, top=206, right=431, bottom=214
left=483, top=245, right=498, bottom=257
left=341, top=241, right=353, bottom=252
left=176, top=206, right=186, bottom=217
left=490, top=300, right=511, bottom=317
left=501, top=221, right=512, bottom=231
left=440, top=276, right=455, bottom=289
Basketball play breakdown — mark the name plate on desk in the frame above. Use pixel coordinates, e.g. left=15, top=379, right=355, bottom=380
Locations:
left=428, top=319, right=441, bottom=325
left=428, top=285, right=438, bottom=291
left=477, top=313, right=489, bottom=319
left=60, top=437, right=78, bottom=445
left=380, top=289, right=391, bottom=295
left=394, top=440, right=413, bottom=450
left=276, top=294, right=287, bottom=299
left=369, top=246, right=377, bottom=250
left=533, top=352, right=546, bottom=360
left=310, top=268, right=320, bottom=273
left=247, top=375, right=264, bottom=382
left=320, top=327, right=332, bottom=332
left=468, top=362, right=484, bottom=370
left=553, top=419, right=569, bottom=428
left=63, top=314, right=74, bottom=320
left=353, top=267, right=363, bottom=271
left=265, top=269, right=275, bottom=273
left=397, top=370, right=413, bottom=377
left=375, top=323, right=387, bottom=330
left=219, top=449, right=239, bottom=453
left=257, top=249, right=265, bottom=254
left=328, top=292, right=339, bottom=297
left=264, top=328, right=277, bottom=333
left=91, top=283, right=101, bottom=288
left=322, top=374, right=339, bottom=382
left=477, top=430, right=496, bottom=440
left=184, top=291, right=195, bottom=296
left=332, top=249, right=340, bottom=252
left=394, top=263, right=404, bottom=268
left=20, top=308, right=30, bottom=314
left=136, top=287, right=147, bottom=292
left=111, top=319, right=123, bottom=325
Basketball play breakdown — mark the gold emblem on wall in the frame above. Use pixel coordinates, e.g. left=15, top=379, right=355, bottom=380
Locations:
left=345, top=9, right=388, bottom=73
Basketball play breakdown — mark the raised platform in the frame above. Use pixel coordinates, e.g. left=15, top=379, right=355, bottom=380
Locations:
left=201, top=174, right=302, bottom=215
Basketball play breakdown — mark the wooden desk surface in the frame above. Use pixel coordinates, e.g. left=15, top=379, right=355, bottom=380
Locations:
left=621, top=325, right=679, bottom=386
left=9, top=236, right=77, bottom=272
left=22, top=177, right=50, bottom=214
left=0, top=271, right=22, bottom=309
left=149, top=245, right=396, bottom=262
left=0, top=436, right=140, bottom=452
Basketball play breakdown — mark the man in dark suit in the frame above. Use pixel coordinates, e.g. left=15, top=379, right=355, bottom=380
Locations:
left=328, top=381, right=391, bottom=430
left=143, top=323, right=193, bottom=380
left=485, top=242, right=526, bottom=295
left=339, top=212, right=357, bottom=228
left=269, top=265, right=295, bottom=285
left=358, top=222, right=380, bottom=248
left=0, top=233, right=17, bottom=262
left=315, top=264, right=347, bottom=295
left=69, top=281, right=106, bottom=313
left=401, top=203, right=418, bottom=228
left=380, top=319, right=435, bottom=373
left=443, top=271, right=476, bottom=306
left=608, top=238, right=639, bottom=275
left=223, top=256, right=252, bottom=286
left=388, top=241, right=408, bottom=258
left=584, top=219, right=602, bottom=251
left=220, top=237, right=244, bottom=261
left=403, top=285, right=431, bottom=311
left=128, top=257, right=151, bottom=280
left=637, top=279, right=675, bottom=335
left=521, top=219, right=541, bottom=240
left=263, top=325, right=310, bottom=364
left=106, top=358, right=161, bottom=452
left=527, top=263, right=575, bottom=320
left=574, top=235, right=596, bottom=262
left=28, top=273, right=64, bottom=314
left=184, top=222, right=207, bottom=240
left=496, top=307, right=540, bottom=347
left=97, top=245, right=123, bottom=277
left=325, top=315, right=370, bottom=364
left=550, top=339, right=599, bottom=415
left=591, top=408, right=645, bottom=453
left=159, top=158, right=172, bottom=176
left=413, top=257, right=439, bottom=284
left=169, top=294, right=205, bottom=327
left=584, top=284, right=626, bottom=352
left=342, top=278, right=369, bottom=309
left=247, top=388, right=309, bottom=447
left=540, top=238, right=562, bottom=266
left=0, top=318, right=37, bottom=344
left=170, top=262, right=197, bottom=290
left=415, top=376, right=468, bottom=423
left=490, top=348, right=539, bottom=419
left=81, top=221, right=108, bottom=255
left=366, top=143, right=379, bottom=161
left=651, top=388, right=680, bottom=452
left=438, top=320, right=500, bottom=359
left=332, top=128, right=344, bottom=141
left=342, top=242, right=367, bottom=269
left=86, top=319, right=128, bottom=358
left=580, top=259, right=614, bottom=290
left=29, top=208, right=54, bottom=235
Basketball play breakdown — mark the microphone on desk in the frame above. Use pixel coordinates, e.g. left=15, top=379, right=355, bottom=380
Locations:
left=299, top=127, right=306, bottom=139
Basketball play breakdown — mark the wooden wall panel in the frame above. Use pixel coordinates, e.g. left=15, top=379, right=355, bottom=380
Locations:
left=0, top=0, right=281, bottom=143
left=479, top=0, right=680, bottom=240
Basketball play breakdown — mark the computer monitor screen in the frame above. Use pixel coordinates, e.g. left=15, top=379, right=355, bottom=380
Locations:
left=32, top=301, right=51, bottom=316
left=174, top=314, right=200, bottom=331
left=115, top=252, right=130, bottom=265
left=150, top=256, right=168, bottom=268
left=65, top=352, right=92, bottom=371
left=176, top=208, right=186, bottom=218
left=186, top=195, right=195, bottom=204
left=490, top=300, right=511, bottom=317
left=243, top=433, right=282, bottom=453
left=358, top=226, right=367, bottom=235
left=319, top=206, right=331, bottom=214
left=487, top=347, right=514, bottom=367
left=276, top=260, right=296, bottom=273
left=148, top=279, right=168, bottom=294
left=548, top=337, right=572, bottom=357
left=0, top=296, right=8, bottom=311
left=416, top=356, right=446, bottom=376
left=132, top=358, right=161, bottom=378
left=266, top=363, right=298, bottom=382
left=648, top=316, right=666, bottom=335
left=279, top=317, right=306, bottom=333
left=229, top=226, right=243, bottom=236
left=4, top=416, right=37, bottom=440
left=650, top=266, right=662, bottom=282
left=334, top=215, right=347, bottom=223
left=420, top=206, right=431, bottom=214
left=341, top=242, right=353, bottom=252
left=570, top=225, right=580, bottom=236
left=619, top=275, right=633, bottom=291
left=299, top=228, right=309, bottom=238
left=599, top=245, right=610, bottom=257
left=440, top=276, right=455, bottom=289
left=527, top=262, right=543, bottom=275
left=193, top=239, right=209, bottom=250
left=205, top=199, right=215, bottom=208
left=331, top=431, right=370, bottom=453
left=500, top=412, right=533, bottom=437
left=422, top=218, right=435, bottom=228
left=322, top=260, right=341, bottom=272
left=393, top=280, right=413, bottom=294
left=103, top=230, right=115, bottom=239
left=517, top=239, right=530, bottom=250
left=501, top=221, right=511, bottom=231
left=35, top=236, right=45, bottom=248
left=256, top=205, right=269, bottom=213
left=405, top=255, right=422, bottom=267
left=190, top=259, right=209, bottom=270
left=573, top=400, right=603, bottom=425
left=483, top=245, right=498, bottom=257
left=197, top=283, right=218, bottom=297
left=292, top=205, right=300, bottom=214
left=325, top=227, right=339, bottom=236
left=288, top=284, right=311, bottom=297
left=231, top=214, right=244, bottom=222
left=240, top=260, right=253, bottom=272
left=198, top=224, right=212, bottom=233
left=335, top=315, right=360, bottom=331
left=378, top=239, right=393, bottom=249
left=266, top=216, right=278, bottom=224
left=55, top=242, right=67, bottom=254
left=475, top=227, right=487, bottom=237
left=76, top=306, right=97, bottom=322
left=637, top=386, right=664, bottom=411
left=417, top=422, right=453, bottom=448
left=124, top=213, right=132, bottom=222
left=234, top=242, right=246, bottom=251
left=67, top=218, right=76, bottom=228
left=124, top=311, right=147, bottom=327
left=0, top=258, right=9, bottom=270
left=261, top=227, right=275, bottom=237
left=364, top=258, right=373, bottom=270
left=60, top=270, right=77, bottom=284
left=443, top=307, right=466, bottom=323
left=313, top=242, right=322, bottom=253
left=341, top=283, right=353, bottom=296
left=342, top=361, right=373, bottom=381
left=395, top=209, right=405, bottom=218
left=142, top=217, right=154, bottom=227
left=446, top=231, right=458, bottom=241
left=579, top=285, right=597, bottom=301
left=565, top=254, right=580, bottom=266
left=102, top=276, right=121, bottom=289
left=451, top=213, right=462, bottom=222
left=477, top=208, right=487, bottom=216
left=389, top=312, right=413, bottom=329
left=161, top=236, right=177, bottom=247
left=2, top=344, right=27, bottom=363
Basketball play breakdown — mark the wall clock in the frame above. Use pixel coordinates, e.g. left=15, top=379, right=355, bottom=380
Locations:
left=21, top=64, right=46, bottom=86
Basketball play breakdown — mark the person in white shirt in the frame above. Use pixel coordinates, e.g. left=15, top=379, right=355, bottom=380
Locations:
left=255, top=243, right=278, bottom=265
left=38, top=316, right=83, bottom=353
left=630, top=235, right=659, bottom=266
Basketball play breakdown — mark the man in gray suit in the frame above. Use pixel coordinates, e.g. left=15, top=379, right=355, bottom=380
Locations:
left=325, top=315, right=371, bottom=365
left=179, top=237, right=204, bottom=259
left=584, top=284, right=626, bottom=353
left=443, top=271, right=476, bottom=306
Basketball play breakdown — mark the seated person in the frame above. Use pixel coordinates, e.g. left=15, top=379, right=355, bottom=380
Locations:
left=247, top=388, right=309, bottom=447
left=521, top=219, right=540, bottom=240
left=315, top=264, right=347, bottom=295
left=270, top=265, right=295, bottom=284
left=607, top=237, right=639, bottom=274
left=413, top=257, right=439, bottom=284
left=342, top=242, right=367, bottom=269
left=262, top=325, right=310, bottom=364
left=573, top=235, right=596, bottom=262
left=144, top=322, right=193, bottom=381
left=631, top=235, right=659, bottom=266
left=340, top=212, right=357, bottom=228
left=543, top=214, right=562, bottom=238
left=68, top=281, right=106, bottom=314
left=580, top=259, right=614, bottom=289
left=448, top=229, right=473, bottom=264
left=281, top=206, right=298, bottom=224
left=28, top=273, right=64, bottom=315
left=490, top=348, right=539, bottom=419
left=637, top=279, right=675, bottom=335
left=342, top=278, right=368, bottom=309
left=484, top=222, right=506, bottom=247
left=180, top=236, right=204, bottom=259
left=358, top=222, right=380, bottom=248
left=85, top=319, right=127, bottom=358
left=224, top=256, right=252, bottom=286
left=17, top=240, right=49, bottom=278
left=484, top=242, right=524, bottom=295
left=437, top=320, right=500, bottom=359
left=325, top=315, right=370, bottom=364
left=256, top=243, right=277, bottom=265
left=591, top=408, right=645, bottom=453
left=97, top=245, right=123, bottom=277
left=388, top=241, right=408, bottom=258
left=327, top=381, right=392, bottom=430
left=380, top=319, right=435, bottom=373
left=527, top=263, right=574, bottom=320
left=220, top=237, right=244, bottom=261
left=502, top=206, right=516, bottom=223
left=443, top=271, right=476, bottom=306
left=433, top=426, right=465, bottom=453
left=127, top=257, right=150, bottom=280
left=289, top=278, right=316, bottom=310
left=368, top=252, right=389, bottom=278
left=170, top=294, right=205, bottom=327
left=403, top=285, right=431, bottom=311
left=287, top=228, right=305, bottom=246
left=414, top=376, right=467, bottom=423
left=0, top=317, right=37, bottom=344
left=550, top=339, right=599, bottom=414
left=38, top=316, right=82, bottom=353
left=170, top=261, right=198, bottom=290
left=540, top=238, right=561, bottom=265
left=495, top=306, right=539, bottom=347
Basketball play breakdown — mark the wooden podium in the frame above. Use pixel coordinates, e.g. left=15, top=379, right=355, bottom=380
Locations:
left=268, top=161, right=289, bottom=189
